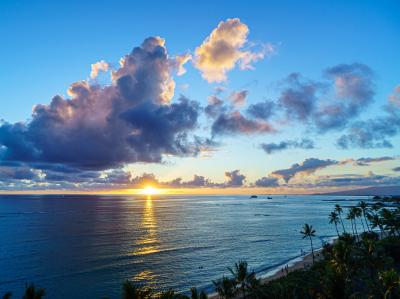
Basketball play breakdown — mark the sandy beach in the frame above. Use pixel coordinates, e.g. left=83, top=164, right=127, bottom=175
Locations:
left=208, top=248, right=324, bottom=299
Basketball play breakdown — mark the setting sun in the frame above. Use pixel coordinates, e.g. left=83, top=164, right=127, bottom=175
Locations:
left=140, top=186, right=161, bottom=196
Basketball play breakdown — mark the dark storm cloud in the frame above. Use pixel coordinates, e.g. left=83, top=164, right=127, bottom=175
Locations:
left=254, top=176, right=279, bottom=187
left=0, top=37, right=206, bottom=172
left=260, top=138, right=314, bottom=154
left=272, top=158, right=338, bottom=183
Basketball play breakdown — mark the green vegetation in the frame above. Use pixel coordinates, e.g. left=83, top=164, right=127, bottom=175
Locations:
left=2, top=201, right=400, bottom=298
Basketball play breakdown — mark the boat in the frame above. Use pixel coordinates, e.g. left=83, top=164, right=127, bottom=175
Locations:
left=249, top=195, right=258, bottom=198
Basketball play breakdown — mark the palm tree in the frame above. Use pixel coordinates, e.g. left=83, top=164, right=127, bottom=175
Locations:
left=372, top=202, right=384, bottom=212
left=379, top=269, right=400, bottom=299
left=346, top=209, right=356, bottom=237
left=22, top=284, right=45, bottom=299
left=369, top=213, right=384, bottom=238
left=353, top=206, right=365, bottom=233
left=213, top=276, right=235, bottom=299
left=358, top=201, right=371, bottom=231
left=334, top=204, right=346, bottom=233
left=122, top=280, right=152, bottom=299
left=380, top=208, right=398, bottom=236
left=2, top=293, right=12, bottom=299
left=329, top=211, right=340, bottom=237
left=228, top=260, right=256, bottom=299
left=301, top=223, right=316, bottom=264
left=190, top=287, right=208, bottom=299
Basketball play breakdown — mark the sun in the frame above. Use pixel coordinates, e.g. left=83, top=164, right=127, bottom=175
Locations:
left=140, top=186, right=161, bottom=196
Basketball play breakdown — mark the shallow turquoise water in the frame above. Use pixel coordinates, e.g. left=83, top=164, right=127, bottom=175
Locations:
left=0, top=194, right=366, bottom=298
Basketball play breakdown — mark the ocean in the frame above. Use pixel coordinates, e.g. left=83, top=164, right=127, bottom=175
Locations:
left=0, top=194, right=364, bottom=298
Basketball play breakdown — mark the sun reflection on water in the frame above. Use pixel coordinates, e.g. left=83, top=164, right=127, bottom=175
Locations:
left=133, top=196, right=160, bottom=256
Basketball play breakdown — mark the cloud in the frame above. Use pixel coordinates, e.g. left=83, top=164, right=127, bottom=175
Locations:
left=90, top=60, right=109, bottom=79
left=246, top=100, right=275, bottom=120
left=254, top=176, right=279, bottom=187
left=224, top=169, right=246, bottom=187
left=173, top=53, right=192, bottom=76
left=166, top=174, right=217, bottom=188
left=314, top=63, right=375, bottom=131
left=260, top=138, right=314, bottom=154
left=0, top=37, right=206, bottom=172
left=205, top=95, right=226, bottom=118
left=353, top=156, right=396, bottom=166
left=335, top=82, right=400, bottom=149
left=194, top=18, right=269, bottom=82
left=272, top=158, right=338, bottom=183
left=310, top=172, right=400, bottom=188
left=336, top=113, right=400, bottom=149
left=211, top=111, right=275, bottom=136
left=229, top=90, right=248, bottom=107
left=389, top=85, right=400, bottom=107
left=278, top=64, right=375, bottom=132
left=0, top=165, right=39, bottom=181
left=278, top=73, right=320, bottom=121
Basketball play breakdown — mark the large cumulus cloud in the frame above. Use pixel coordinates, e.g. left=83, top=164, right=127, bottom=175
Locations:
left=0, top=37, right=208, bottom=172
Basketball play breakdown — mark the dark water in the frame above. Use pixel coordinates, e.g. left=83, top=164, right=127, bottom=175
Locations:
left=0, top=194, right=365, bottom=298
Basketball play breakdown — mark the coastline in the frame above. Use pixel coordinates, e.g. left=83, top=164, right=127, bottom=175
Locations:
left=208, top=248, right=325, bottom=299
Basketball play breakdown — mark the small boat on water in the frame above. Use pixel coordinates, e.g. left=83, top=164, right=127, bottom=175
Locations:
left=249, top=195, right=258, bottom=198
left=267, top=196, right=272, bottom=199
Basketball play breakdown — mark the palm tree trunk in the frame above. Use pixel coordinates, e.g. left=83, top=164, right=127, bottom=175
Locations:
left=309, top=236, right=315, bottom=264
left=360, top=217, right=366, bottom=233
left=335, top=223, right=339, bottom=237
left=242, top=285, right=246, bottom=299
left=350, top=220, right=355, bottom=236
left=339, top=216, right=346, bottom=233
left=363, top=213, right=370, bottom=231
left=354, top=221, right=359, bottom=241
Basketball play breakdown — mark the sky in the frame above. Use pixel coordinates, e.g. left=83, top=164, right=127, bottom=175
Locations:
left=0, top=0, right=400, bottom=194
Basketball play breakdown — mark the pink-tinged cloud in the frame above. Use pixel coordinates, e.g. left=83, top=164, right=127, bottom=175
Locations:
left=389, top=85, right=400, bottom=107
left=229, top=90, right=248, bottom=107
left=0, top=37, right=211, bottom=172
left=194, top=18, right=271, bottom=82
left=90, top=60, right=109, bottom=79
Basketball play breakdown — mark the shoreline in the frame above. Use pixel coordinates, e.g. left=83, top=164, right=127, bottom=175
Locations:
left=208, top=247, right=325, bottom=299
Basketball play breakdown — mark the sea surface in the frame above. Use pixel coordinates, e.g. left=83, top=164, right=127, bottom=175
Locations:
left=0, top=194, right=367, bottom=298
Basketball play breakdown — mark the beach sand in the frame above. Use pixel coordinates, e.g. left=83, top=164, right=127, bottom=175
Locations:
left=208, top=249, right=324, bottom=299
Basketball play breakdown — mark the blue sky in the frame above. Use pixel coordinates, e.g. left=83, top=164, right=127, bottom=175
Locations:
left=0, top=0, right=399, bottom=193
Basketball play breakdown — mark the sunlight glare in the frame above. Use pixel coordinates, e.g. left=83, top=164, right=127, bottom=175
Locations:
left=140, top=186, right=161, bottom=196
